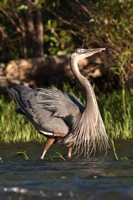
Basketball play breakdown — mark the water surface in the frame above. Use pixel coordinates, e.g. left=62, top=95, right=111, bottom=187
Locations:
left=0, top=140, right=133, bottom=200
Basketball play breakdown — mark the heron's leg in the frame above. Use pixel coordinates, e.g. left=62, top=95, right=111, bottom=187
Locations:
left=40, top=138, right=55, bottom=160
left=67, top=147, right=72, bottom=158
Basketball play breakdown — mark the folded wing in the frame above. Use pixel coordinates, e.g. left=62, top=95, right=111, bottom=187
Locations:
left=9, top=85, right=83, bottom=137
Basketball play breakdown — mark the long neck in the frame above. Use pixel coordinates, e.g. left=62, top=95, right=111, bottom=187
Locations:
left=70, top=58, right=98, bottom=110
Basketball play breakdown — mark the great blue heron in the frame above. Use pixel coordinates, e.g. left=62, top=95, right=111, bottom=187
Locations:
left=9, top=48, right=109, bottom=159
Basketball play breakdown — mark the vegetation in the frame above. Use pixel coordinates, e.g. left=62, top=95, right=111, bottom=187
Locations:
left=0, top=1, right=133, bottom=58
left=99, top=90, right=133, bottom=140
left=0, top=157, right=3, bottom=162
left=0, top=86, right=132, bottom=143
left=0, top=0, right=132, bottom=91
left=16, top=151, right=29, bottom=160
left=44, top=152, right=66, bottom=161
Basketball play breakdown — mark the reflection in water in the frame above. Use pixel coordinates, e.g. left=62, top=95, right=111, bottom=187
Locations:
left=0, top=141, right=133, bottom=200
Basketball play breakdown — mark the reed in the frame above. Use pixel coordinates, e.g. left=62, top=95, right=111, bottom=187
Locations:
left=98, top=89, right=133, bottom=140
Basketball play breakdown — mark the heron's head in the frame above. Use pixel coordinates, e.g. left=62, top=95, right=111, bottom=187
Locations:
left=71, top=48, right=106, bottom=62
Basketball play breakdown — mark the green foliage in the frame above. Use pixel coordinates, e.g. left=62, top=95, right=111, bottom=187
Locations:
left=0, top=157, right=3, bottom=162
left=44, top=152, right=65, bottom=161
left=44, top=19, right=74, bottom=55
left=0, top=0, right=132, bottom=93
left=93, top=0, right=133, bottom=52
left=110, top=139, right=119, bottom=160
left=0, top=0, right=8, bottom=6
left=1, top=0, right=133, bottom=61
left=16, top=151, right=29, bottom=160
left=98, top=90, right=133, bottom=140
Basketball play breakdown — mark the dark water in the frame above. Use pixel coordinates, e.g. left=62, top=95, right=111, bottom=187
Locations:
left=0, top=141, right=133, bottom=200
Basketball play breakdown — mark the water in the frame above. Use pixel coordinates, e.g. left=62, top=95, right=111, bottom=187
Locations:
left=0, top=141, right=133, bottom=200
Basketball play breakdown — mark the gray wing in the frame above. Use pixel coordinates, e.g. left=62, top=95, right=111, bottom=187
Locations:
left=8, top=85, right=83, bottom=136
left=37, top=88, right=84, bottom=124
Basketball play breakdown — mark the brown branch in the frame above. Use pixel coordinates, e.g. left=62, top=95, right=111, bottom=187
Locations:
left=0, top=25, right=7, bottom=38
left=43, top=7, right=72, bottom=26
left=0, top=7, right=22, bottom=33
left=74, top=0, right=91, bottom=16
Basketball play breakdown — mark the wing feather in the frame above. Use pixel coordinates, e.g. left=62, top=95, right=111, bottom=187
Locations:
left=37, top=88, right=83, bottom=118
left=8, top=85, right=83, bottom=136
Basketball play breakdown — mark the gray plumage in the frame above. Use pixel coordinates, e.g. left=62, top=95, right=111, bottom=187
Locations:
left=8, top=48, right=109, bottom=158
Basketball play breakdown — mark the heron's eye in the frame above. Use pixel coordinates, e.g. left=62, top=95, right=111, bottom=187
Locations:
left=75, top=49, right=81, bottom=54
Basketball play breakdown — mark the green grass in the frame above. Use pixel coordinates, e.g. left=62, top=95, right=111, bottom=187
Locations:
left=98, top=90, right=133, bottom=140
left=0, top=86, right=132, bottom=143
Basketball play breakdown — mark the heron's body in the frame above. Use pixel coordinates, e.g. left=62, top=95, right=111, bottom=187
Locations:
left=9, top=48, right=109, bottom=159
